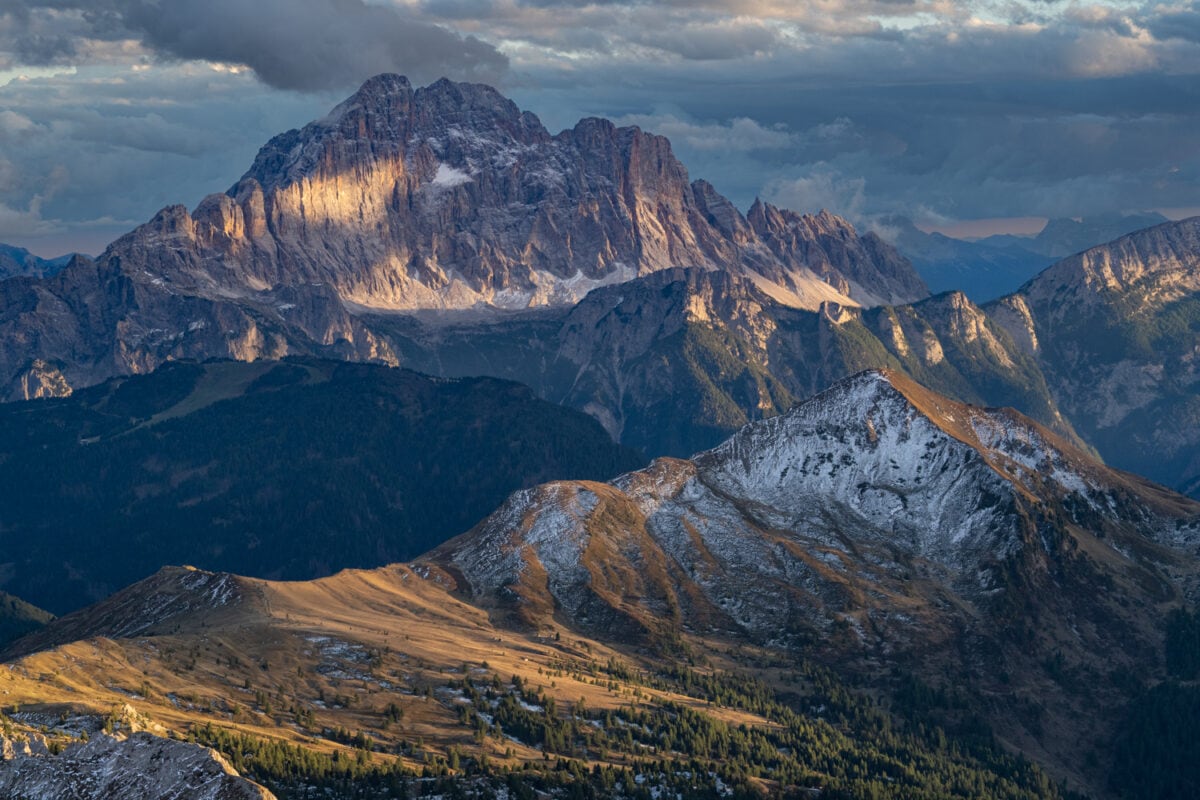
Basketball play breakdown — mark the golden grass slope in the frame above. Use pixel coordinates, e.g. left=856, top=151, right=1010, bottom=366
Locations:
left=0, top=563, right=781, bottom=779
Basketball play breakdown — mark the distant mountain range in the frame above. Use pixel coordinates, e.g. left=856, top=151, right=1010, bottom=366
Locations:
left=983, top=211, right=1172, bottom=258
left=0, top=243, right=78, bottom=281
left=884, top=211, right=1171, bottom=302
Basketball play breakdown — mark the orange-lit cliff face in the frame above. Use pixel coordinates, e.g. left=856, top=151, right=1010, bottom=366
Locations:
left=111, top=74, right=924, bottom=314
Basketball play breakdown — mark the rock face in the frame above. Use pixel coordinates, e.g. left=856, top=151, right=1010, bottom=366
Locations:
left=173, top=75, right=924, bottom=312
left=0, top=731, right=273, bottom=800
left=440, top=369, right=1200, bottom=781
left=0, top=75, right=925, bottom=400
left=746, top=201, right=927, bottom=306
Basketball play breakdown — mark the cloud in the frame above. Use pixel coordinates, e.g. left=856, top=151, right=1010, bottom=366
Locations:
left=0, top=66, right=338, bottom=253
left=3, top=1, right=508, bottom=90
left=764, top=169, right=868, bottom=220
left=1147, top=4, right=1200, bottom=44
left=2, top=0, right=1200, bottom=252
left=610, top=113, right=799, bottom=151
left=624, top=16, right=782, bottom=60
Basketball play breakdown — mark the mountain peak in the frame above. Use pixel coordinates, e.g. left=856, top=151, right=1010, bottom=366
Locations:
left=353, top=72, right=413, bottom=97
left=146, top=76, right=927, bottom=314
left=440, top=368, right=1200, bottom=767
left=329, top=72, right=415, bottom=118
left=690, top=366, right=1200, bottom=557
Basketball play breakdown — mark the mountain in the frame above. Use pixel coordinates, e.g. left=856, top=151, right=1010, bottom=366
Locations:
left=879, top=215, right=1055, bottom=302
left=0, top=243, right=76, bottom=281
left=439, top=369, right=1200, bottom=792
left=0, top=591, right=53, bottom=649
left=4, top=373, right=1197, bottom=798
left=0, top=357, right=643, bottom=614
left=0, top=73, right=1194, bottom=500
left=0, top=558, right=1076, bottom=800
left=990, top=216, right=1200, bottom=498
left=981, top=212, right=1171, bottom=259
left=885, top=213, right=1175, bottom=303
left=844, top=214, right=1200, bottom=498
left=0, top=75, right=926, bottom=401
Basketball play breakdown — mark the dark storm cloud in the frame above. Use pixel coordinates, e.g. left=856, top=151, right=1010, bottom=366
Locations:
left=3, top=0, right=508, bottom=89
left=2, top=0, right=1200, bottom=253
left=507, top=59, right=1200, bottom=224
left=1148, top=4, right=1200, bottom=44
left=12, top=32, right=75, bottom=65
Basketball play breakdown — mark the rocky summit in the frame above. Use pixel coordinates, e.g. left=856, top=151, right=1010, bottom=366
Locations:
left=0, top=728, right=273, bottom=800
left=177, top=74, right=925, bottom=311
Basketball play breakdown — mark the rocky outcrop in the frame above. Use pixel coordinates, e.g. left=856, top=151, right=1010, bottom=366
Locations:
left=747, top=201, right=927, bottom=306
left=1020, top=216, right=1200, bottom=321
left=0, top=730, right=273, bottom=799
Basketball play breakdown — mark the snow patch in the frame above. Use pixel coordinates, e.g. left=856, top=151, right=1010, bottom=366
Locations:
left=432, top=163, right=472, bottom=188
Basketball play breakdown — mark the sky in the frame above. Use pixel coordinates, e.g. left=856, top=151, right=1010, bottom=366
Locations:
left=0, top=0, right=1199, bottom=256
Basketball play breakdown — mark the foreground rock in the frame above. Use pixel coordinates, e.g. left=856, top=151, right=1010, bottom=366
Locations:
left=0, top=730, right=273, bottom=800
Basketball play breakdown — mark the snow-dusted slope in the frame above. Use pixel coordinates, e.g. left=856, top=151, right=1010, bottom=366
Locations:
left=4, top=567, right=254, bottom=659
left=444, top=369, right=1200, bottom=648
left=0, top=731, right=273, bottom=800
left=435, top=369, right=1200, bottom=781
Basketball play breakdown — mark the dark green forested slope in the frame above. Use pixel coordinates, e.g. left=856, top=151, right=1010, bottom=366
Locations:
left=0, top=358, right=644, bottom=614
left=0, top=591, right=53, bottom=648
